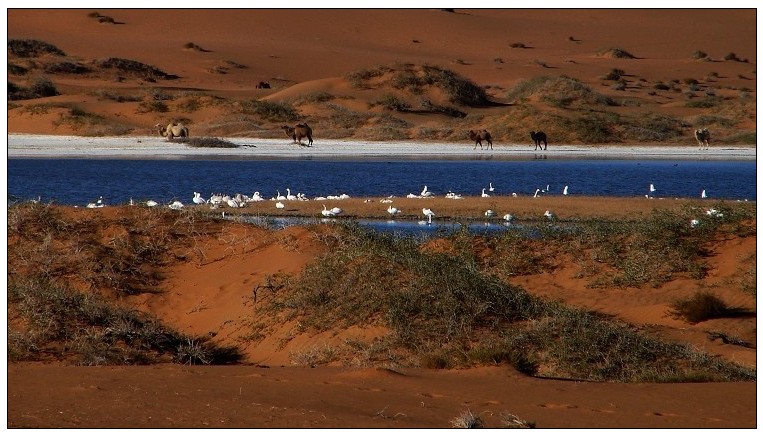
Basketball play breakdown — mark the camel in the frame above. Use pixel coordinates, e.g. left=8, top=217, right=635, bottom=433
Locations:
left=530, top=131, right=547, bottom=150
left=282, top=123, right=313, bottom=146
left=694, top=128, right=710, bottom=149
left=155, top=122, right=189, bottom=140
left=468, top=130, right=493, bottom=150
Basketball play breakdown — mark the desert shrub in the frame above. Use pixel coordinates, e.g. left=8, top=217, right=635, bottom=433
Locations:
left=599, top=47, right=636, bottom=59
left=419, top=99, right=466, bottom=117
left=500, top=412, right=535, bottom=429
left=176, top=137, right=238, bottom=148
left=509, top=42, right=527, bottom=48
left=240, top=99, right=299, bottom=121
left=294, top=92, right=335, bottom=104
left=506, top=75, right=615, bottom=107
left=43, top=61, right=91, bottom=74
left=653, top=82, right=671, bottom=91
left=9, top=76, right=60, bottom=100
left=94, top=57, right=175, bottom=80
left=8, top=276, right=243, bottom=365
left=372, top=94, right=411, bottom=112
left=451, top=410, right=485, bottom=428
left=685, top=97, right=721, bottom=108
left=90, top=89, right=142, bottom=102
left=624, top=112, right=684, bottom=142
left=723, top=52, right=745, bottom=62
left=669, top=292, right=741, bottom=323
left=692, top=50, right=709, bottom=60
left=8, top=63, right=28, bottom=75
left=345, top=65, right=393, bottom=88
left=8, top=39, right=66, bottom=57
left=604, top=68, right=625, bottom=80
left=137, top=100, right=169, bottom=113
left=562, top=111, right=618, bottom=143
left=420, top=64, right=489, bottom=106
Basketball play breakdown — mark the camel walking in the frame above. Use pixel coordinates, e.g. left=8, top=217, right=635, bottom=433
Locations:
left=468, top=130, right=493, bottom=150
left=695, top=128, right=710, bottom=149
left=531, top=131, right=547, bottom=150
left=282, top=123, right=313, bottom=146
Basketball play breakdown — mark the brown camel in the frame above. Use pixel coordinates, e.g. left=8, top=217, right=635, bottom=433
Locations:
left=155, top=122, right=189, bottom=140
left=530, top=131, right=547, bottom=150
left=282, top=123, right=313, bottom=146
left=468, top=129, right=493, bottom=150
left=694, top=128, right=710, bottom=149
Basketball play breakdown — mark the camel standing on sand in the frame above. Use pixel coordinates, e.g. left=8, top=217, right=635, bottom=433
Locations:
left=282, top=123, right=313, bottom=146
left=530, top=131, right=547, bottom=150
left=468, top=130, right=493, bottom=150
left=155, top=122, right=189, bottom=140
left=694, top=128, right=710, bottom=149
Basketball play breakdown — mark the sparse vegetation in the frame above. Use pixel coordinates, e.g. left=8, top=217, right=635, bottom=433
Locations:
left=93, top=57, right=175, bottom=80
left=8, top=39, right=66, bottom=57
left=669, top=291, right=745, bottom=323
left=176, top=137, right=238, bottom=148
left=599, top=47, right=636, bottom=59
left=240, top=99, right=299, bottom=121
left=8, top=76, right=59, bottom=100
left=451, top=410, right=485, bottom=428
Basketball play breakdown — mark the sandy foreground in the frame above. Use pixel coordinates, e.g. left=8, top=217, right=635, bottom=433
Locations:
left=6, top=134, right=757, bottom=160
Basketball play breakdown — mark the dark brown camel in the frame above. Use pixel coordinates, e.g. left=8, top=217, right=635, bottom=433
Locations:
left=282, top=123, right=313, bottom=146
left=694, top=128, right=710, bottom=149
left=468, top=129, right=493, bottom=150
left=530, top=131, right=547, bottom=150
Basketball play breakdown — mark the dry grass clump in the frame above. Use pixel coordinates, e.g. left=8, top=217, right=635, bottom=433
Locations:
left=506, top=75, right=615, bottom=107
left=8, top=76, right=59, bottom=101
left=669, top=291, right=750, bottom=323
left=599, top=47, right=637, bottom=59
left=176, top=137, right=238, bottom=148
left=265, top=215, right=755, bottom=382
left=93, top=57, right=176, bottom=80
left=239, top=99, right=299, bottom=121
left=450, top=410, right=485, bottom=428
left=8, top=39, right=66, bottom=57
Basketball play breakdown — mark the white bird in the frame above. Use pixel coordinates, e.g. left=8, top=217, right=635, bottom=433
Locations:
left=129, top=198, right=135, bottom=206
left=706, top=208, right=723, bottom=218
left=251, top=191, right=265, bottom=202
left=86, top=196, right=104, bottom=208
left=145, top=200, right=158, bottom=207
left=169, top=200, right=184, bottom=210
left=690, top=219, right=700, bottom=228
left=563, top=185, right=569, bottom=196
left=503, top=213, right=514, bottom=222
left=485, top=209, right=496, bottom=217
left=406, top=193, right=419, bottom=198
left=286, top=188, right=298, bottom=201
left=330, top=207, right=343, bottom=215
left=321, top=204, right=335, bottom=217
left=701, top=189, right=707, bottom=199
left=193, top=192, right=206, bottom=205
left=533, top=188, right=541, bottom=198
left=420, top=185, right=433, bottom=197
left=387, top=205, right=401, bottom=215
left=511, top=192, right=518, bottom=197
left=227, top=198, right=240, bottom=208
left=275, top=201, right=285, bottom=209
left=481, top=188, right=490, bottom=198
left=649, top=183, right=656, bottom=193
left=544, top=210, right=555, bottom=219
left=422, top=207, right=435, bottom=223
left=276, top=191, right=286, bottom=201
left=489, top=182, right=495, bottom=192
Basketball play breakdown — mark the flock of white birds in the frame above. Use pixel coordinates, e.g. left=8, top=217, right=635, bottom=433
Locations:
left=80, top=182, right=716, bottom=227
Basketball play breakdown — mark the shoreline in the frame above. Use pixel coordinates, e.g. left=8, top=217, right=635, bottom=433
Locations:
left=7, top=134, right=757, bottom=160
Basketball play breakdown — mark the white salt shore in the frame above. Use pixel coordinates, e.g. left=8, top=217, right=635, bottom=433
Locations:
left=6, top=134, right=757, bottom=160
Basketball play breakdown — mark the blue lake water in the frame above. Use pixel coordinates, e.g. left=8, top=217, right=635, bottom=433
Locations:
left=7, top=158, right=757, bottom=206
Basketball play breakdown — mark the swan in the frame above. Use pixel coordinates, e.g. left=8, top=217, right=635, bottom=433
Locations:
left=489, top=182, right=495, bottom=192
left=129, top=198, right=135, bottom=206
left=701, top=189, right=707, bottom=199
left=563, top=185, right=569, bottom=196
left=286, top=188, right=298, bottom=201
left=503, top=213, right=514, bottom=222
left=227, top=198, right=240, bottom=208
left=339, top=194, right=351, bottom=200
left=690, top=219, right=700, bottom=228
left=481, top=188, right=490, bottom=198
left=649, top=183, right=656, bottom=193
left=145, top=200, right=158, bottom=207
left=321, top=205, right=335, bottom=217
left=330, top=207, right=342, bottom=215
left=544, top=210, right=555, bottom=219
left=276, top=191, right=286, bottom=201
left=193, top=192, right=206, bottom=204
left=511, top=193, right=518, bottom=197
left=533, top=188, right=541, bottom=198
left=169, top=200, right=184, bottom=210
left=420, top=185, right=433, bottom=197
left=485, top=209, right=496, bottom=217
left=251, top=192, right=264, bottom=202
left=406, top=193, right=419, bottom=198
left=86, top=196, right=104, bottom=208
left=387, top=205, right=401, bottom=215
left=706, top=208, right=723, bottom=218
left=275, top=201, right=285, bottom=209
left=422, top=207, right=435, bottom=223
